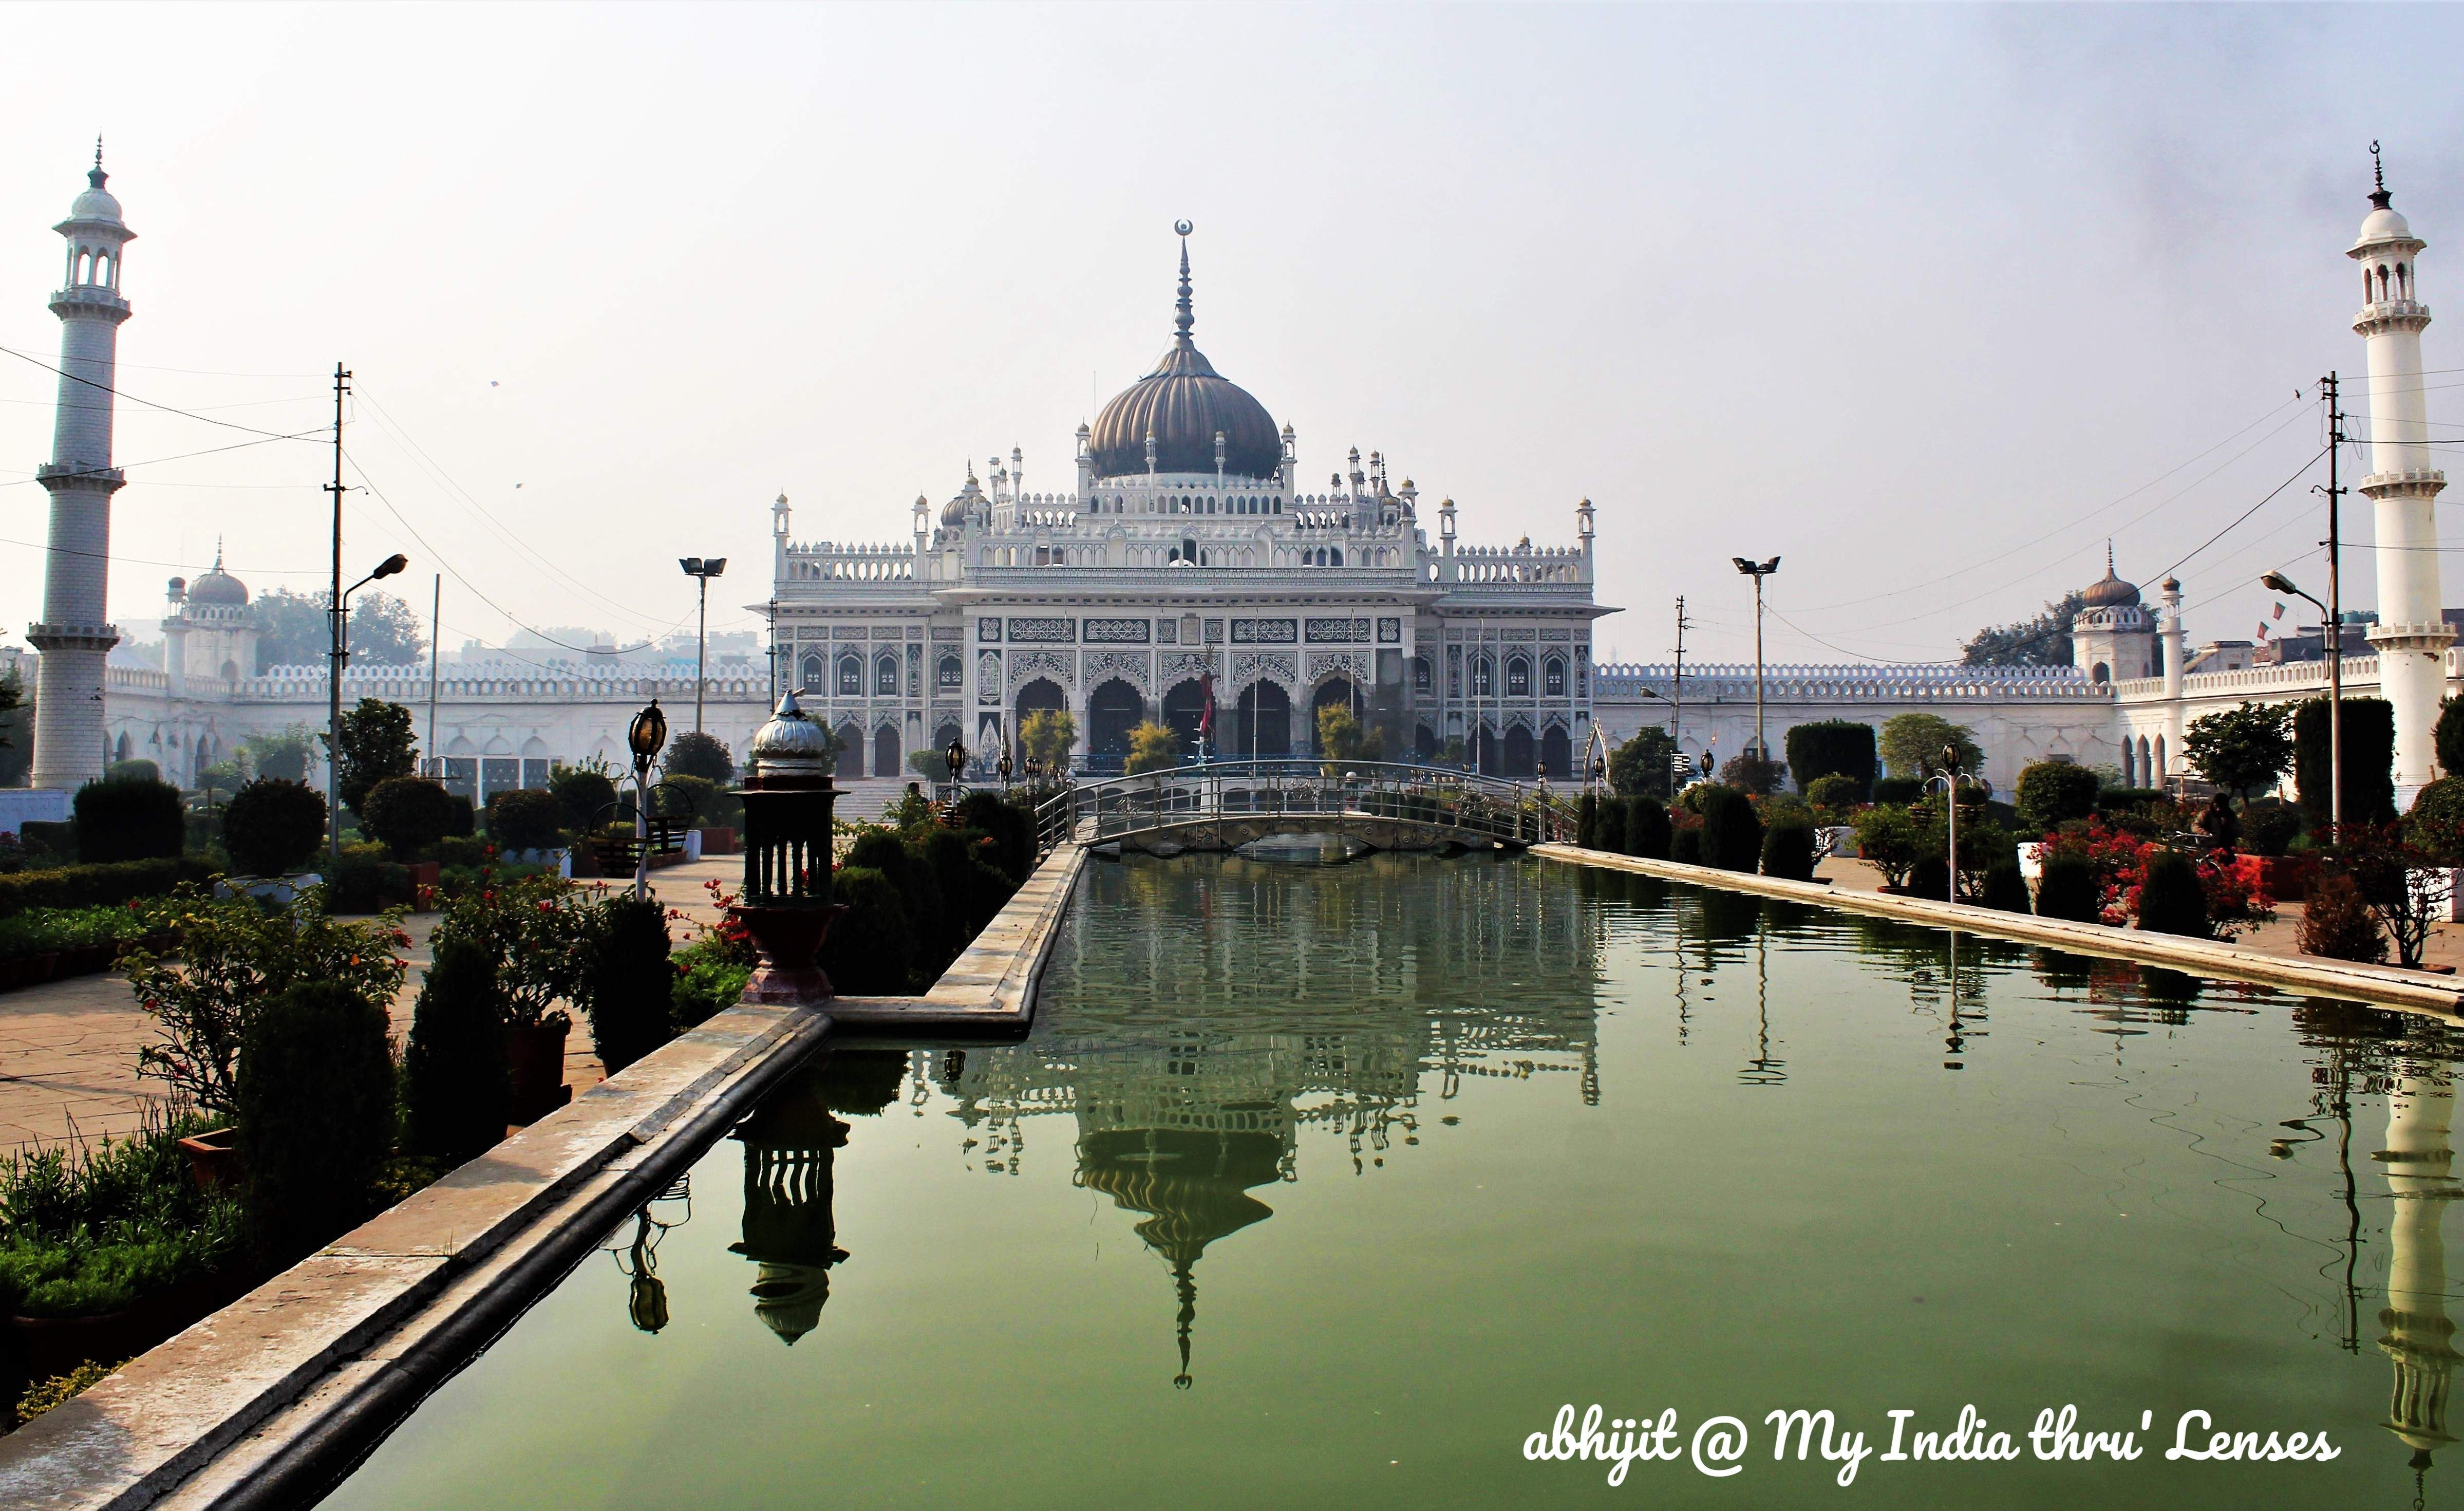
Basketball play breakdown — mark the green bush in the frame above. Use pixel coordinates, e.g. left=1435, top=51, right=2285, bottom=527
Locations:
left=1669, top=826, right=1703, bottom=865
left=2242, top=801, right=2303, bottom=859
left=1697, top=786, right=1763, bottom=872
left=74, top=776, right=184, bottom=864
left=361, top=777, right=465, bottom=859
left=0, top=1113, right=244, bottom=1320
left=1618, top=797, right=1668, bottom=860
left=968, top=857, right=1018, bottom=932
left=2135, top=849, right=2211, bottom=938
left=0, top=857, right=215, bottom=919
left=920, top=826, right=1011, bottom=938
left=1594, top=795, right=1627, bottom=853
left=18, top=821, right=75, bottom=865
left=1784, top=720, right=1875, bottom=798
left=2436, top=697, right=2464, bottom=781
left=1760, top=819, right=1816, bottom=881
left=486, top=788, right=567, bottom=852
left=548, top=765, right=619, bottom=833
left=403, top=936, right=510, bottom=1164
left=2298, top=872, right=2387, bottom=962
left=327, top=847, right=414, bottom=914
left=237, top=981, right=397, bottom=1260
left=441, top=792, right=475, bottom=838
left=2294, top=696, right=2397, bottom=826
left=1980, top=857, right=2031, bottom=912
left=2409, top=778, right=2464, bottom=863
left=956, top=792, right=1036, bottom=882
left=1576, top=792, right=1598, bottom=849
left=2034, top=852, right=2099, bottom=922
left=656, top=774, right=717, bottom=825
left=221, top=778, right=327, bottom=878
left=845, top=829, right=946, bottom=977
left=664, top=731, right=735, bottom=785
left=578, top=897, right=675, bottom=1076
left=819, top=866, right=912, bottom=995
left=1871, top=776, right=1923, bottom=806
left=2015, top=761, right=2101, bottom=833
left=672, top=933, right=754, bottom=1027
left=105, top=758, right=161, bottom=785
left=1805, top=773, right=1864, bottom=812
left=1907, top=855, right=1950, bottom=900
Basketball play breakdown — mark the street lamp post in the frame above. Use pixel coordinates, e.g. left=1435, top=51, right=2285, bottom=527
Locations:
left=1732, top=556, right=1781, bottom=770
left=2264, top=570, right=2342, bottom=829
left=945, top=735, right=966, bottom=799
left=628, top=698, right=668, bottom=902
left=327, top=552, right=409, bottom=863
left=678, top=557, right=727, bottom=737
left=1923, top=741, right=1983, bottom=905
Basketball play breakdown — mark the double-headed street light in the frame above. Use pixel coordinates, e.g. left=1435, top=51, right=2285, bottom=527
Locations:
left=1733, top=555, right=1781, bottom=770
left=1922, top=742, right=1983, bottom=905
left=328, top=552, right=409, bottom=862
left=2264, top=570, right=2341, bottom=829
left=679, top=556, right=727, bottom=737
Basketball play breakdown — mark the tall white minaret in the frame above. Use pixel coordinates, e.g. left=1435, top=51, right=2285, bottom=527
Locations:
left=29, top=144, right=134, bottom=792
left=2352, top=144, right=2451, bottom=804
left=2377, top=1070, right=2458, bottom=1477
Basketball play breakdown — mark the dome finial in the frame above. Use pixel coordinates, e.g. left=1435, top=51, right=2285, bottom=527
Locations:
left=1172, top=219, right=1195, bottom=348
left=213, top=535, right=224, bottom=571
left=90, top=136, right=106, bottom=190
left=2371, top=139, right=2393, bottom=211
left=2106, top=538, right=2114, bottom=574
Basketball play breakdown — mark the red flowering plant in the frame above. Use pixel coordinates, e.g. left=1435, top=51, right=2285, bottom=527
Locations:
left=2039, top=816, right=2273, bottom=938
left=431, top=868, right=593, bottom=1029
left=124, top=884, right=409, bottom=1117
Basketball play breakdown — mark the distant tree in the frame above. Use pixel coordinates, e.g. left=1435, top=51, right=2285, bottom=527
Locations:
left=1963, top=591, right=2085, bottom=667
left=2183, top=701, right=2294, bottom=809
left=548, top=761, right=620, bottom=832
left=1315, top=704, right=1385, bottom=767
left=1719, top=751, right=1785, bottom=796
left=1021, top=709, right=1077, bottom=773
left=253, top=588, right=426, bottom=672
left=1608, top=727, right=1678, bottom=798
left=328, top=698, right=418, bottom=818
left=243, top=725, right=318, bottom=783
left=1879, top=713, right=1983, bottom=779
left=664, top=731, right=735, bottom=784
left=0, top=670, right=27, bottom=786
left=1124, top=721, right=1182, bottom=775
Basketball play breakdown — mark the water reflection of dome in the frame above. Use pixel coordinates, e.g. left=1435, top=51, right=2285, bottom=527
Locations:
left=1080, top=1127, right=1285, bottom=1387
left=730, top=1070, right=858, bottom=1347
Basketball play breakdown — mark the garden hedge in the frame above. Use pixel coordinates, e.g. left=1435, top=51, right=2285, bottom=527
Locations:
left=2295, top=696, right=2397, bottom=826
left=0, top=856, right=215, bottom=918
left=2014, top=761, right=2101, bottom=834
left=73, top=776, right=185, bottom=864
left=1622, top=797, right=1670, bottom=859
left=1697, top=786, right=1763, bottom=872
left=1783, top=721, right=1875, bottom=799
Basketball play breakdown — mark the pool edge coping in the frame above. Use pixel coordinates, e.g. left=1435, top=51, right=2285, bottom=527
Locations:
left=0, top=843, right=1088, bottom=1511
left=1534, top=842, right=2464, bottom=1021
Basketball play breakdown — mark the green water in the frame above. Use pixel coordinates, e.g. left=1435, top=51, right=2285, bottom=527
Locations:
left=323, top=854, right=2462, bottom=1508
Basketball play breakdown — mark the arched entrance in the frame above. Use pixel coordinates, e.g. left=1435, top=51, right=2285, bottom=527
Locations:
left=1161, top=680, right=1210, bottom=759
left=1309, top=677, right=1359, bottom=755
left=1014, top=678, right=1068, bottom=770
left=833, top=722, right=863, bottom=781
left=1474, top=725, right=1499, bottom=776
left=873, top=725, right=900, bottom=778
left=1087, top=679, right=1143, bottom=773
left=1503, top=724, right=1536, bottom=779
left=1233, top=681, right=1291, bottom=758
left=933, top=721, right=963, bottom=764
left=1414, top=724, right=1438, bottom=762
left=1541, top=726, right=1571, bottom=780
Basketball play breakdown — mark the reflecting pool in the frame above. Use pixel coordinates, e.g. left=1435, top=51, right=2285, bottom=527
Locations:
left=323, top=854, right=2463, bottom=1508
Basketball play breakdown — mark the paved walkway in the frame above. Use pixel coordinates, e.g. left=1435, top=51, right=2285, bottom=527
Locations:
left=0, top=859, right=748, bottom=1155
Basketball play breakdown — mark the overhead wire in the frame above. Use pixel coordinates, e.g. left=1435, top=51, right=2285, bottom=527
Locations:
left=0, top=343, right=330, bottom=442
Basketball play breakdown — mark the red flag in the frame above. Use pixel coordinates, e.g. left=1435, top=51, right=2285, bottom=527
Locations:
left=1198, top=669, right=1216, bottom=739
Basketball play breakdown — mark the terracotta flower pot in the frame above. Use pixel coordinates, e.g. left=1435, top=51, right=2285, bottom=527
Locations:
left=25, top=951, right=60, bottom=985
left=71, top=943, right=115, bottom=975
left=505, top=1021, right=573, bottom=1125
left=10, top=1266, right=260, bottom=1383
left=178, top=1126, right=242, bottom=1193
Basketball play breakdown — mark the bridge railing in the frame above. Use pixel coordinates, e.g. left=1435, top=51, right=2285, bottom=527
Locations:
left=1030, top=759, right=1580, bottom=854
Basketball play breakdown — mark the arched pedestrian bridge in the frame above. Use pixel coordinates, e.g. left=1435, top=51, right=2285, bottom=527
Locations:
left=1031, top=759, right=1576, bottom=857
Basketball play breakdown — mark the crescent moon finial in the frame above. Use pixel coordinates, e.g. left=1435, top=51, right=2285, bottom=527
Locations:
left=1175, top=218, right=1194, bottom=237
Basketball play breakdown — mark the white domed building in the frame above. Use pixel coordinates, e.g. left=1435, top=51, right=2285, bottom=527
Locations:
left=773, top=225, right=1607, bottom=780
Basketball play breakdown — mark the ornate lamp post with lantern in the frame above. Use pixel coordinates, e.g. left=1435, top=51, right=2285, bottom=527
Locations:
left=729, top=689, right=847, bottom=1004
left=627, top=698, right=668, bottom=901
left=1922, top=741, right=1983, bottom=905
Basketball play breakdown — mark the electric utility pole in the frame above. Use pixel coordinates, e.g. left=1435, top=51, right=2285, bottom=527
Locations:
left=325, top=361, right=350, bottom=862
left=2324, top=371, right=2346, bottom=830
left=426, top=573, right=441, bottom=782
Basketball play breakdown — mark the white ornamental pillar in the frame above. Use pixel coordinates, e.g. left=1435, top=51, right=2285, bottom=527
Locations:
left=2159, top=576, right=2186, bottom=780
left=2351, top=157, right=2452, bottom=803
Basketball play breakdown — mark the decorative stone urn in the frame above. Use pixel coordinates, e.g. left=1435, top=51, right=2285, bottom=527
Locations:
left=730, top=689, right=848, bottom=1005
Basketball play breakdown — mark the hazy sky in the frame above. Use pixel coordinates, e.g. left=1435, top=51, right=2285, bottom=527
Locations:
left=2, top=3, right=2457, bottom=667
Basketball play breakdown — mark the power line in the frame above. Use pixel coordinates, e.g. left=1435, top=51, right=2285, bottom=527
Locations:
left=0, top=428, right=330, bottom=488
left=0, top=342, right=330, bottom=442
left=2141, top=447, right=2328, bottom=584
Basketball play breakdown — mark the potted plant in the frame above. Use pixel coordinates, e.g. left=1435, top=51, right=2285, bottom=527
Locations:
left=430, top=870, right=589, bottom=1123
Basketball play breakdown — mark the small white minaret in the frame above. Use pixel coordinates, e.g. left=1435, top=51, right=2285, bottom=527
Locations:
left=2352, top=145, right=2452, bottom=803
left=29, top=145, right=133, bottom=791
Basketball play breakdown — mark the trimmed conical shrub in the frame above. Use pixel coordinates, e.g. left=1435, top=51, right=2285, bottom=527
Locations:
left=239, top=981, right=396, bottom=1261
left=405, top=935, right=511, bottom=1164
left=580, top=897, right=677, bottom=1076
left=2134, top=849, right=2211, bottom=938
left=1698, top=786, right=1764, bottom=872
left=1760, top=819, right=1817, bottom=881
